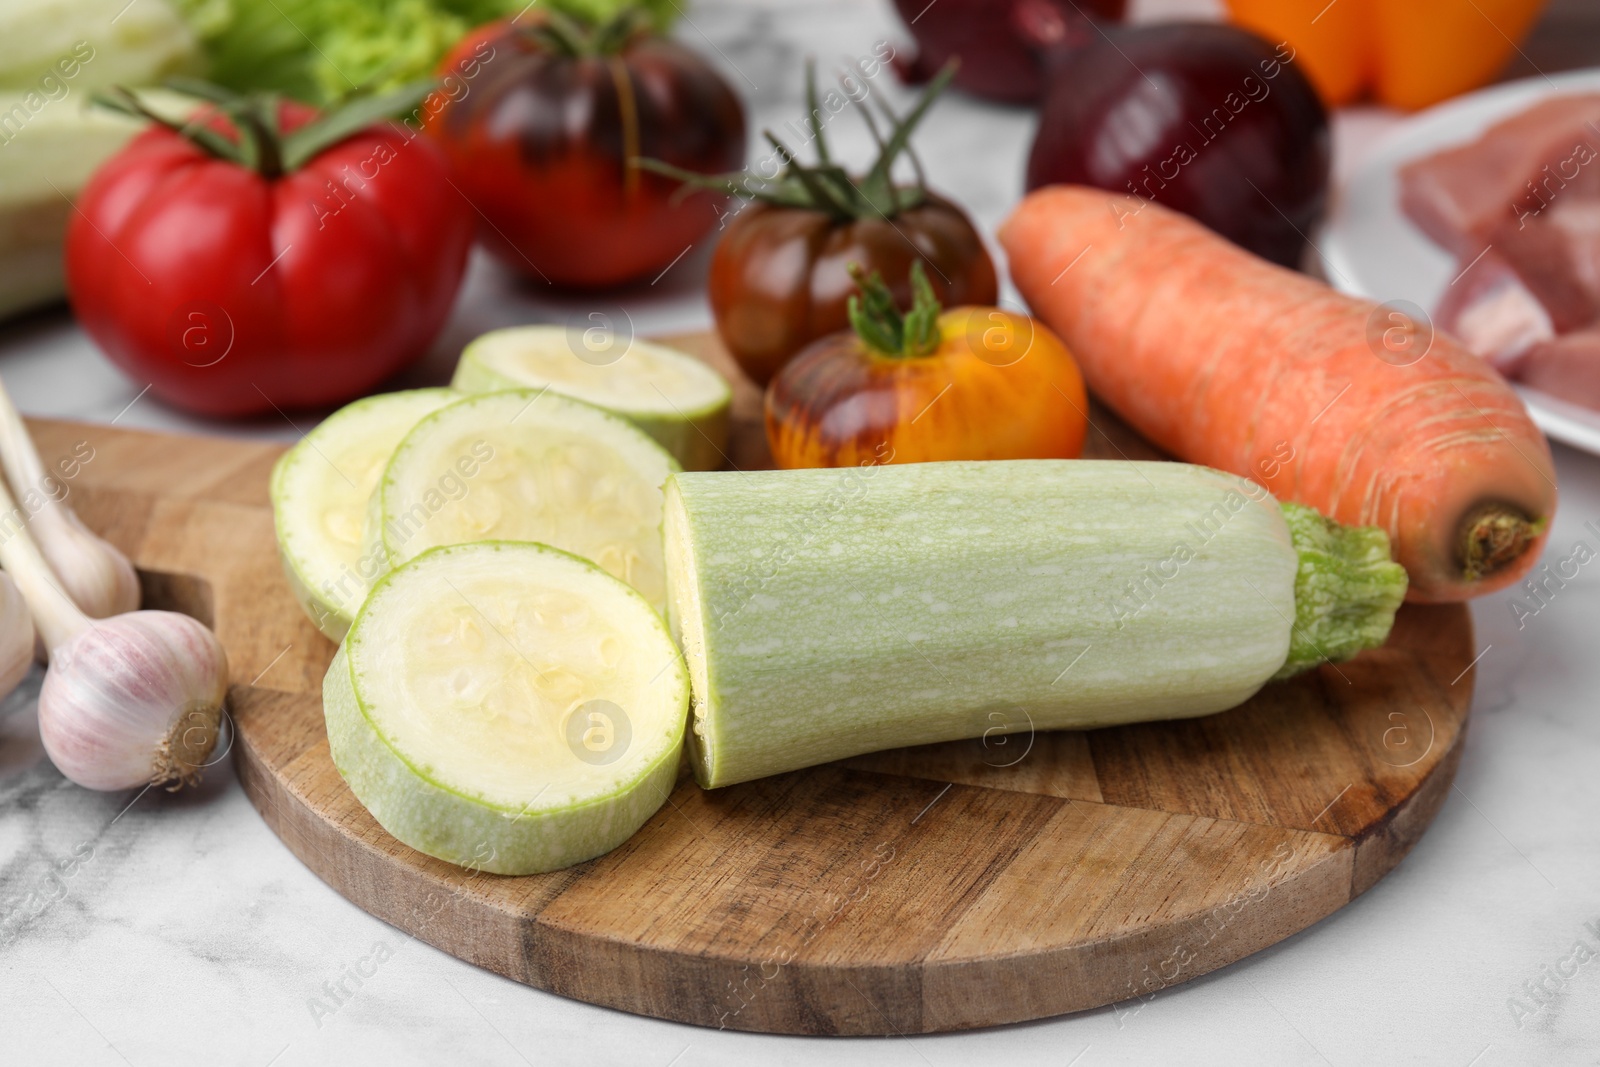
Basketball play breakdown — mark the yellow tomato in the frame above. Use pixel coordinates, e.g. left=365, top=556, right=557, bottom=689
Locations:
left=764, top=306, right=1088, bottom=469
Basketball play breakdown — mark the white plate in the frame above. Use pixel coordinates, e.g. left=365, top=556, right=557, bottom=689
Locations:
left=1321, top=68, right=1600, bottom=456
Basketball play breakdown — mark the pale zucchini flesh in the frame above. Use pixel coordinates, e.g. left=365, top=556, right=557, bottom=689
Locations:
left=271, top=388, right=456, bottom=639
left=664, top=459, right=1406, bottom=788
left=324, top=541, right=689, bottom=875
left=372, top=389, right=679, bottom=613
left=453, top=326, right=732, bottom=471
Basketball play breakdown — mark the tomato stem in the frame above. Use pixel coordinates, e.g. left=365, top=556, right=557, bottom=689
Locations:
left=636, top=59, right=958, bottom=222
left=848, top=261, right=943, bottom=359
left=91, top=79, right=437, bottom=178
left=526, top=7, right=648, bottom=57
left=235, top=99, right=284, bottom=180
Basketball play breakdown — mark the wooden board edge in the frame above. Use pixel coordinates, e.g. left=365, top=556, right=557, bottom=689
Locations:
left=232, top=712, right=1370, bottom=1035
left=1349, top=713, right=1468, bottom=898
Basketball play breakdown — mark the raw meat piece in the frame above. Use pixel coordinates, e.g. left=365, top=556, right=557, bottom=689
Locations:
left=1484, top=206, right=1600, bottom=332
left=1400, top=93, right=1600, bottom=256
left=1435, top=247, right=1554, bottom=373
left=1517, top=328, right=1600, bottom=409
left=1402, top=93, right=1600, bottom=411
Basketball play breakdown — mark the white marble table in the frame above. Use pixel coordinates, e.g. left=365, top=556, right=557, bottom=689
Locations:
left=2, top=2, right=1598, bottom=1065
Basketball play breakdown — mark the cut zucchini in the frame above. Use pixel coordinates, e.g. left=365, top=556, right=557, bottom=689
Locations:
left=664, top=460, right=1407, bottom=788
left=371, top=390, right=679, bottom=612
left=324, top=541, right=688, bottom=874
left=271, top=388, right=456, bottom=640
left=452, top=326, right=731, bottom=471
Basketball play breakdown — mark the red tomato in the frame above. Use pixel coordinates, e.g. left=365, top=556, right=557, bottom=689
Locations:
left=67, top=100, right=474, bottom=417
left=425, top=16, right=746, bottom=289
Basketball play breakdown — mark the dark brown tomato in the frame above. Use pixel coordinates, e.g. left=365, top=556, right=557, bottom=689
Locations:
left=709, top=194, right=998, bottom=385
left=427, top=22, right=746, bottom=289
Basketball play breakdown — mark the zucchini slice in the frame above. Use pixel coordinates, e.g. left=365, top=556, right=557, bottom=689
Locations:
left=371, top=390, right=679, bottom=613
left=453, top=326, right=732, bottom=471
left=664, top=460, right=1407, bottom=788
left=271, top=388, right=456, bottom=639
left=324, top=541, right=688, bottom=875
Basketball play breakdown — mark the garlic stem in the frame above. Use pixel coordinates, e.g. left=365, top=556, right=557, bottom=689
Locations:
left=0, top=572, right=35, bottom=699
left=0, top=473, right=90, bottom=653
left=0, top=377, right=139, bottom=619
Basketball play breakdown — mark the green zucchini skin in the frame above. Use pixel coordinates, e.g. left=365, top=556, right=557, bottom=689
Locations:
left=324, top=542, right=688, bottom=875
left=325, top=645, right=681, bottom=875
left=270, top=387, right=457, bottom=640
left=664, top=460, right=1301, bottom=789
left=452, top=339, right=731, bottom=472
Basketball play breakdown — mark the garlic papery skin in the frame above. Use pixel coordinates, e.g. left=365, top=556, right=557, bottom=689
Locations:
left=0, top=378, right=139, bottom=619
left=39, top=611, right=228, bottom=790
left=0, top=572, right=35, bottom=699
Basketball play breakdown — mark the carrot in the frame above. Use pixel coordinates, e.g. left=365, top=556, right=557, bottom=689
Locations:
left=1000, top=186, right=1557, bottom=603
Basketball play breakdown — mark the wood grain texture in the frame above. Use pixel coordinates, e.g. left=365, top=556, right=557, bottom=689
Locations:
left=25, top=332, right=1474, bottom=1035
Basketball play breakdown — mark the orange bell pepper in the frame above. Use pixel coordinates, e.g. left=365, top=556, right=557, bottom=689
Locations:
left=1224, top=0, right=1548, bottom=110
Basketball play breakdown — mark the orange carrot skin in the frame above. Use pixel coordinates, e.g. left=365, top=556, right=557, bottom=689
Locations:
left=1000, top=186, right=1556, bottom=602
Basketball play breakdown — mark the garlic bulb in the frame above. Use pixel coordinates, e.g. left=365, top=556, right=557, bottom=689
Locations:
left=0, top=572, right=35, bottom=699
left=0, top=462, right=228, bottom=791
left=40, top=611, right=228, bottom=790
left=0, top=378, right=139, bottom=619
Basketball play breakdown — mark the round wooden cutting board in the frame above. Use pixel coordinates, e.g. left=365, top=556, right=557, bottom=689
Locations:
left=32, top=333, right=1474, bottom=1036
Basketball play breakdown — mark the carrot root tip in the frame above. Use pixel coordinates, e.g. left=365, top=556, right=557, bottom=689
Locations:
left=1458, top=504, right=1544, bottom=583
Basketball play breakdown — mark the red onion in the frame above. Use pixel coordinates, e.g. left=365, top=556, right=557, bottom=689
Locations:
left=1025, top=22, right=1330, bottom=268
left=891, top=0, right=1126, bottom=104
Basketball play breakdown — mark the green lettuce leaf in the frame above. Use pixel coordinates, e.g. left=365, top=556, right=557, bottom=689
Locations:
left=172, top=0, right=677, bottom=104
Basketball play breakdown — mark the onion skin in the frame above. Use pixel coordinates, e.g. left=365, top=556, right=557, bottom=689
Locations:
left=39, top=612, right=229, bottom=791
left=765, top=308, right=1087, bottom=469
left=1025, top=23, right=1330, bottom=269
left=891, top=0, right=1128, bottom=104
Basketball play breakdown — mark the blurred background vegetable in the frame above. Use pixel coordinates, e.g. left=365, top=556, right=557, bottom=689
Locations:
left=766, top=262, right=1085, bottom=468
left=1224, top=0, right=1548, bottom=110
left=0, top=0, right=199, bottom=92
left=0, top=90, right=195, bottom=323
left=1025, top=22, right=1329, bottom=269
left=657, top=63, right=996, bottom=386
left=171, top=0, right=675, bottom=103
left=0, top=0, right=201, bottom=322
left=426, top=7, right=745, bottom=289
left=0, top=0, right=672, bottom=325
left=890, top=0, right=1125, bottom=104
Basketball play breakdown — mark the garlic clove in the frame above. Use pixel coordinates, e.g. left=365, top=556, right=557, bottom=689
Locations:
left=37, top=508, right=142, bottom=620
left=0, top=572, right=35, bottom=699
left=38, top=611, right=229, bottom=791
